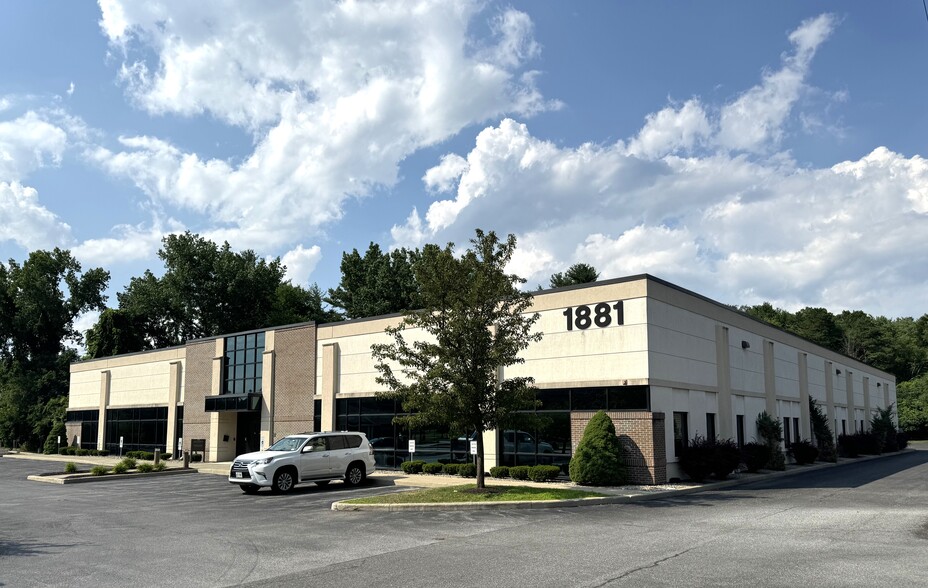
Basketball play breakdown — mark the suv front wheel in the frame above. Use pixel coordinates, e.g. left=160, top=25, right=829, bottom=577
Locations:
left=345, top=462, right=366, bottom=487
left=272, top=468, right=296, bottom=494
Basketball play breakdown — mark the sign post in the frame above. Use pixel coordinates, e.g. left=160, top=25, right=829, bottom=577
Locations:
left=57, top=435, right=60, bottom=454
left=177, top=437, right=183, bottom=459
left=119, top=435, right=124, bottom=457
left=470, top=439, right=478, bottom=466
left=408, top=439, right=415, bottom=461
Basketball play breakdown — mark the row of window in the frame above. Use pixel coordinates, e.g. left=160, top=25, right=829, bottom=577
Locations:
left=65, top=406, right=183, bottom=454
left=673, top=412, right=829, bottom=458
left=222, top=331, right=265, bottom=395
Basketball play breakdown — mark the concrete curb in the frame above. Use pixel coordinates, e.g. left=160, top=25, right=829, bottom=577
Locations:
left=27, top=468, right=197, bottom=484
left=331, top=449, right=915, bottom=511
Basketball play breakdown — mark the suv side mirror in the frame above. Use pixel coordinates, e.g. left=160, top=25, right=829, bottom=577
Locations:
left=302, top=446, right=314, bottom=453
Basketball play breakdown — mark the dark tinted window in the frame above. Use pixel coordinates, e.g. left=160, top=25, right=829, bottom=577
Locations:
left=343, top=435, right=363, bottom=448
left=327, top=435, right=348, bottom=450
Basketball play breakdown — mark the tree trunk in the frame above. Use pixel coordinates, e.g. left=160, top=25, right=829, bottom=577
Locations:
left=476, top=431, right=485, bottom=489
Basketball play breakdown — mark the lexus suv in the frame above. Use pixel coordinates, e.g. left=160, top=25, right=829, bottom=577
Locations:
left=229, top=432, right=376, bottom=494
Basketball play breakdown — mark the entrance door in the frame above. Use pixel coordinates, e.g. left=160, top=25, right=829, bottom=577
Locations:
left=236, top=412, right=261, bottom=455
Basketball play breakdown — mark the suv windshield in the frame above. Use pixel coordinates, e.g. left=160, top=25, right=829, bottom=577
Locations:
left=267, top=437, right=307, bottom=452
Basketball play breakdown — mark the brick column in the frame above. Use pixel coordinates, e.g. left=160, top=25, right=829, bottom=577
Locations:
left=571, top=411, right=666, bottom=484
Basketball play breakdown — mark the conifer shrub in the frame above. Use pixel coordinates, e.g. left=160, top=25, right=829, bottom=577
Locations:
left=569, top=411, right=626, bottom=486
left=442, top=463, right=461, bottom=475
left=741, top=442, right=771, bottom=472
left=837, top=433, right=860, bottom=457
left=400, top=460, right=426, bottom=474
left=679, top=437, right=741, bottom=481
left=528, top=465, right=561, bottom=482
left=870, top=405, right=899, bottom=452
left=509, top=465, right=530, bottom=480
left=458, top=463, right=477, bottom=477
left=788, top=440, right=819, bottom=465
left=489, top=466, right=510, bottom=479
left=809, top=398, right=837, bottom=462
left=422, top=463, right=444, bottom=475
left=756, top=411, right=785, bottom=470
left=43, top=422, right=67, bottom=454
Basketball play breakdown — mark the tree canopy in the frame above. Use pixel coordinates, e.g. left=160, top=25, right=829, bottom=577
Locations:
left=326, top=243, right=421, bottom=319
left=371, top=230, right=542, bottom=489
left=549, top=263, right=599, bottom=289
left=0, top=249, right=108, bottom=449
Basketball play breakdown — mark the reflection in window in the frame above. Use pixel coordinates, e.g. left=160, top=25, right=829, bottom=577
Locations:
left=223, top=332, right=265, bottom=395
left=673, top=412, right=688, bottom=457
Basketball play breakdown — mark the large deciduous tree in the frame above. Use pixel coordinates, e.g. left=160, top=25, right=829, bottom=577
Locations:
left=372, top=230, right=542, bottom=489
left=0, top=249, right=108, bottom=449
left=326, top=243, right=421, bottom=319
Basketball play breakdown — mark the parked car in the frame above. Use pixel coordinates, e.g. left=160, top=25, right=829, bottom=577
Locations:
left=229, top=432, right=376, bottom=494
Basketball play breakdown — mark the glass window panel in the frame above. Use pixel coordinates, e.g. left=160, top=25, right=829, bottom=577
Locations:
left=335, top=399, right=348, bottom=417
left=571, top=388, right=607, bottom=410
left=236, top=335, right=246, bottom=350
left=246, top=333, right=255, bottom=348
left=347, top=398, right=360, bottom=415
left=608, top=386, right=649, bottom=410
left=360, top=397, right=394, bottom=414
left=233, top=380, right=244, bottom=394
left=245, top=364, right=255, bottom=379
left=536, top=389, right=569, bottom=411
left=536, top=412, right=572, bottom=456
left=256, top=332, right=265, bottom=348
left=246, top=349, right=255, bottom=364
left=254, top=375, right=262, bottom=392
left=235, top=350, right=245, bottom=365
left=235, top=365, right=245, bottom=380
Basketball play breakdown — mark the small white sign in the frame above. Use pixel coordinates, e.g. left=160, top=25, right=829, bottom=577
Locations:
left=470, top=440, right=478, bottom=455
left=77, top=436, right=81, bottom=447
left=178, top=437, right=183, bottom=451
left=408, top=440, right=416, bottom=453
left=57, top=436, right=60, bottom=444
left=119, top=436, right=124, bottom=448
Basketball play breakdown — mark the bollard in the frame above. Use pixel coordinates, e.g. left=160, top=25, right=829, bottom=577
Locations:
left=183, top=450, right=190, bottom=469
left=154, top=448, right=160, bottom=465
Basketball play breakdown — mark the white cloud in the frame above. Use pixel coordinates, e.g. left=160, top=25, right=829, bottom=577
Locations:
left=0, top=111, right=69, bottom=179
left=280, top=244, right=322, bottom=286
left=0, top=181, right=72, bottom=250
left=716, top=13, right=835, bottom=152
left=91, top=1, right=555, bottom=251
left=67, top=82, right=75, bottom=97
left=626, top=99, right=711, bottom=160
left=71, top=216, right=183, bottom=267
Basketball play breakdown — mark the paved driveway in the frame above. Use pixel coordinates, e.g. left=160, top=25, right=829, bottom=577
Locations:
left=2, top=450, right=927, bottom=587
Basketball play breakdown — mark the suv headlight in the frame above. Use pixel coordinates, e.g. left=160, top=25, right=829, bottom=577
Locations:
left=254, top=457, right=274, bottom=465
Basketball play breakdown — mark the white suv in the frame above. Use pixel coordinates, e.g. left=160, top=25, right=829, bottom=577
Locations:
left=229, top=432, right=376, bottom=494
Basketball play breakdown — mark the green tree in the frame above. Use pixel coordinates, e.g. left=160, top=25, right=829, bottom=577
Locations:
left=791, top=307, right=843, bottom=353
left=269, top=283, right=341, bottom=326
left=549, top=263, right=599, bottom=289
left=740, top=302, right=793, bottom=330
left=85, top=308, right=148, bottom=358
left=809, top=398, right=836, bottom=462
left=372, top=230, right=541, bottom=489
left=898, top=374, right=928, bottom=438
left=755, top=411, right=785, bottom=470
left=326, top=243, right=421, bottom=319
left=0, top=249, right=108, bottom=449
left=568, top=411, right=626, bottom=485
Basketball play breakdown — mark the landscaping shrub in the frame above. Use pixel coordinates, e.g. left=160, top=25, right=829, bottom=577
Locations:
left=858, top=432, right=882, bottom=455
left=897, top=431, right=909, bottom=450
left=442, top=463, right=462, bottom=476
left=871, top=405, right=899, bottom=452
left=489, top=466, right=510, bottom=479
left=112, top=462, right=129, bottom=474
left=400, top=460, right=426, bottom=474
left=756, top=411, right=785, bottom=470
left=90, top=465, right=108, bottom=476
left=43, top=421, right=66, bottom=455
left=64, top=462, right=77, bottom=474
left=153, top=462, right=167, bottom=472
left=126, top=450, right=156, bottom=460
left=569, top=411, right=626, bottom=486
left=422, top=463, right=444, bottom=475
left=528, top=465, right=561, bottom=482
left=741, top=442, right=771, bottom=472
left=679, top=437, right=740, bottom=481
left=458, top=463, right=477, bottom=477
left=137, top=463, right=155, bottom=473
left=509, top=465, right=530, bottom=480
left=121, top=457, right=137, bottom=469
left=838, top=433, right=859, bottom=457
left=76, top=448, right=90, bottom=456
left=809, top=398, right=837, bottom=462
left=788, top=440, right=819, bottom=465
left=97, top=449, right=109, bottom=457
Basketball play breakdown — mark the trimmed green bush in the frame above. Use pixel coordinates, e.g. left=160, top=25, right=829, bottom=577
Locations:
left=43, top=421, right=67, bottom=455
left=90, top=465, right=108, bottom=476
left=838, top=433, right=860, bottom=457
left=509, top=465, right=530, bottom=480
left=76, top=448, right=90, bottom=456
left=810, top=398, right=837, bottom=462
left=121, top=457, right=137, bottom=469
left=422, top=463, right=444, bottom=475
left=97, top=449, right=109, bottom=457
left=137, top=463, right=155, bottom=473
left=680, top=437, right=741, bottom=481
left=112, top=462, right=129, bottom=474
left=489, top=466, right=510, bottom=479
left=400, top=460, right=426, bottom=474
left=741, top=442, right=770, bottom=472
left=442, top=463, right=462, bottom=475
left=458, top=463, right=477, bottom=477
left=788, top=440, right=819, bottom=465
left=871, top=405, right=899, bottom=452
left=64, top=462, right=78, bottom=474
left=898, top=431, right=909, bottom=450
left=569, top=411, right=626, bottom=486
left=153, top=462, right=166, bottom=472
left=528, top=465, right=561, bottom=482
left=756, top=411, right=786, bottom=471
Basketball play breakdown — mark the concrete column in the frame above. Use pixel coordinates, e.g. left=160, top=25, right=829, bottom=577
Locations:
left=846, top=371, right=856, bottom=432
left=798, top=353, right=810, bottom=440
left=261, top=348, right=276, bottom=447
left=209, top=338, right=224, bottom=462
left=863, top=376, right=872, bottom=431
left=824, top=360, right=836, bottom=439
left=321, top=343, right=339, bottom=432
left=166, top=361, right=182, bottom=455
left=763, top=340, right=777, bottom=417
left=715, top=325, right=733, bottom=439
left=97, top=371, right=110, bottom=450
left=882, top=382, right=890, bottom=410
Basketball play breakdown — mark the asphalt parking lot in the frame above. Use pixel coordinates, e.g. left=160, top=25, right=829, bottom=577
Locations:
left=3, top=450, right=928, bottom=587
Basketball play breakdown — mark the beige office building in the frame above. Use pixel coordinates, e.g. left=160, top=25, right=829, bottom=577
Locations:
left=67, top=275, right=897, bottom=483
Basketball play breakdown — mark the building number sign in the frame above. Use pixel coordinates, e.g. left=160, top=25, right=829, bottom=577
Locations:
left=562, top=300, right=624, bottom=331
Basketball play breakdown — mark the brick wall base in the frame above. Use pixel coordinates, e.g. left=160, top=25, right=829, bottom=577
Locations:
left=571, top=411, right=666, bottom=484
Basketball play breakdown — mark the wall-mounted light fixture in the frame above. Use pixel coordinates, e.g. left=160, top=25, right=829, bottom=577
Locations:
left=877, top=382, right=882, bottom=388
left=741, top=340, right=750, bottom=349
left=836, top=369, right=842, bottom=375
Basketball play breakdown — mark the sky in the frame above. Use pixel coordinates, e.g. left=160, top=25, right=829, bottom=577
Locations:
left=1, top=1, right=927, bottom=337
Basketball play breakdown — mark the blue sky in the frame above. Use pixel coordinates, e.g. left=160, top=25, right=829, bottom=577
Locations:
left=1, top=1, right=927, bottom=336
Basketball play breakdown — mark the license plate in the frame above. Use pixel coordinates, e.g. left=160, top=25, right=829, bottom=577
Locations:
left=236, top=472, right=244, bottom=478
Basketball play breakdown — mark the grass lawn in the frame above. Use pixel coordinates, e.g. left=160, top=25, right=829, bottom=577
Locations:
left=343, top=484, right=608, bottom=504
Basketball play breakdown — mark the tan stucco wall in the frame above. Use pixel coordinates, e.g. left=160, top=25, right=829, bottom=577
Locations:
left=68, top=347, right=186, bottom=410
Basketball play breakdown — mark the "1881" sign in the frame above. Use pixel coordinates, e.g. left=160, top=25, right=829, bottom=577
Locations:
left=562, top=300, right=624, bottom=331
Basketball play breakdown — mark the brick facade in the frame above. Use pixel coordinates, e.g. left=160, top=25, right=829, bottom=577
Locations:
left=182, top=339, right=214, bottom=457
left=571, top=411, right=666, bottom=484
left=271, top=324, right=316, bottom=438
